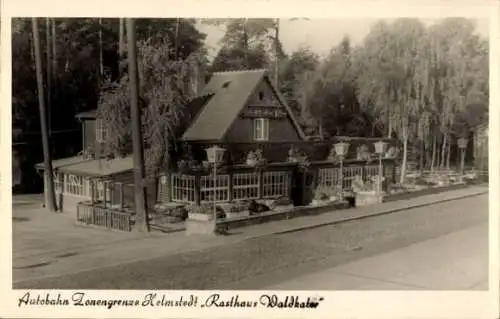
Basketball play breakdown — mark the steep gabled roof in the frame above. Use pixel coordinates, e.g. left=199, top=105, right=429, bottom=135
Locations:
left=181, top=69, right=305, bottom=142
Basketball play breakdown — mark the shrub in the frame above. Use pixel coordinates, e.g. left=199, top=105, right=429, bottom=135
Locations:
left=313, top=186, right=329, bottom=200
left=248, top=200, right=270, bottom=215
left=172, top=206, right=188, bottom=220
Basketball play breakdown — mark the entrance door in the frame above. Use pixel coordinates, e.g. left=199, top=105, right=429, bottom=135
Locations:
left=291, top=168, right=315, bottom=206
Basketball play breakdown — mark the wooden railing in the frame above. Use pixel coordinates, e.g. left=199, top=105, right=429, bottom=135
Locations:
left=77, top=201, right=132, bottom=232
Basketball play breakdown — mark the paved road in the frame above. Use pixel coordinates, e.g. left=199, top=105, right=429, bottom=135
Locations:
left=14, top=194, right=488, bottom=290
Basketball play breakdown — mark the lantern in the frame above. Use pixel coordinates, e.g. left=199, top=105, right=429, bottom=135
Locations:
left=374, top=141, right=388, bottom=155
left=205, top=145, right=226, bottom=164
left=334, top=142, right=350, bottom=158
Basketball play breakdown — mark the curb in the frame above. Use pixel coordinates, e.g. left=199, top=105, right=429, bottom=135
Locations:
left=273, top=190, right=488, bottom=235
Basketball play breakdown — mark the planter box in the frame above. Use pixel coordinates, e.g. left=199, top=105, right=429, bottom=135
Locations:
left=225, top=210, right=250, bottom=219
left=384, top=183, right=470, bottom=203
left=355, top=191, right=384, bottom=207
left=188, top=212, right=213, bottom=222
left=274, top=204, right=295, bottom=212
left=311, top=199, right=330, bottom=207
left=185, top=218, right=216, bottom=235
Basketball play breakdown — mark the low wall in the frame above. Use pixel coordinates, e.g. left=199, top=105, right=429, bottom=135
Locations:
left=217, top=183, right=475, bottom=232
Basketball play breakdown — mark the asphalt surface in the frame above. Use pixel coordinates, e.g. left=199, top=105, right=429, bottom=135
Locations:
left=14, top=194, right=488, bottom=290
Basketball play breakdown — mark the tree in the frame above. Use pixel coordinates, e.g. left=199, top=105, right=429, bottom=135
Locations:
left=356, top=18, right=488, bottom=179
left=206, top=18, right=276, bottom=71
left=97, top=39, right=204, bottom=179
left=279, top=46, right=319, bottom=117
left=305, top=36, right=364, bottom=138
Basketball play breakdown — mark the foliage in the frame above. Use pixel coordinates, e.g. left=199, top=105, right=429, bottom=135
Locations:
left=245, top=149, right=267, bottom=167
left=206, top=19, right=277, bottom=72
left=287, top=145, right=310, bottom=169
left=355, top=144, right=373, bottom=162
left=278, top=46, right=320, bottom=117
left=313, top=186, right=329, bottom=200
left=97, top=39, right=205, bottom=179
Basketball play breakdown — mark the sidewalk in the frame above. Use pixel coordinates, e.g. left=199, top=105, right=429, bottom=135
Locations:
left=12, top=185, right=488, bottom=284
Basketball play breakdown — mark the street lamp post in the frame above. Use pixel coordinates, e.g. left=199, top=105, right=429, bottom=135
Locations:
left=374, top=141, right=388, bottom=194
left=205, top=145, right=225, bottom=224
left=334, top=142, right=350, bottom=201
left=457, top=137, right=468, bottom=176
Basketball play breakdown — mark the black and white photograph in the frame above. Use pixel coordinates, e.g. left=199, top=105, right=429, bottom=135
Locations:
left=3, top=1, right=497, bottom=316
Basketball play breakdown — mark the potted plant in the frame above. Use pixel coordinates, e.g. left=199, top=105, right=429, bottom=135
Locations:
left=352, top=175, right=384, bottom=206
left=327, top=147, right=339, bottom=163
left=311, top=186, right=329, bottom=206
left=186, top=203, right=213, bottom=221
left=325, top=186, right=341, bottom=202
left=246, top=149, right=267, bottom=168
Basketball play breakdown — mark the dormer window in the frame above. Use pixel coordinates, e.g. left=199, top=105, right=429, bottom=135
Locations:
left=96, top=119, right=108, bottom=143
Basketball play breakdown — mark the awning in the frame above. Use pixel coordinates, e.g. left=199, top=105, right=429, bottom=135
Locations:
left=35, top=156, right=133, bottom=178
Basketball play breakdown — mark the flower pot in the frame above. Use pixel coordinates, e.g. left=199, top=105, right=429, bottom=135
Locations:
left=274, top=204, right=294, bottom=212
left=355, top=191, right=384, bottom=207
left=246, top=159, right=258, bottom=166
left=226, top=210, right=250, bottom=219
left=188, top=212, right=213, bottom=222
left=311, top=199, right=328, bottom=207
left=329, top=196, right=338, bottom=202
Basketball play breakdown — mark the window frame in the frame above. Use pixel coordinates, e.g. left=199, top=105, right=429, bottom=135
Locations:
left=253, top=118, right=269, bottom=141
left=95, top=119, right=108, bottom=144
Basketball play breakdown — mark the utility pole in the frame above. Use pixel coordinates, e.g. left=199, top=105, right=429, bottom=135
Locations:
left=51, top=18, right=57, bottom=97
left=274, top=18, right=280, bottom=87
left=98, top=18, right=104, bottom=78
left=126, top=18, right=149, bottom=232
left=45, top=18, right=52, bottom=139
left=32, top=18, right=57, bottom=212
left=118, top=18, right=125, bottom=76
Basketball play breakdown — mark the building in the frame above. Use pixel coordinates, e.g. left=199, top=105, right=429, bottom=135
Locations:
left=37, top=69, right=398, bottom=219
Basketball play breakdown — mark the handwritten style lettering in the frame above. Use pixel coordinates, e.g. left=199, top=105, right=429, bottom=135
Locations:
left=203, top=294, right=258, bottom=308
left=259, top=294, right=324, bottom=308
left=72, top=292, right=139, bottom=309
left=142, top=293, right=198, bottom=307
left=18, top=292, right=69, bottom=307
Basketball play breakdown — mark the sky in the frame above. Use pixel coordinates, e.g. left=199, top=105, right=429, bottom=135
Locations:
left=197, top=18, right=490, bottom=60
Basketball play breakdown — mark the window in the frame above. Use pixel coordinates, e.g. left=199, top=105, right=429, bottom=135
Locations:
left=233, top=173, right=260, bottom=200
left=253, top=118, right=269, bottom=141
left=171, top=173, right=196, bottom=203
left=318, top=168, right=340, bottom=188
left=262, top=171, right=289, bottom=198
left=95, top=119, right=108, bottom=143
left=343, top=166, right=363, bottom=190
left=201, top=174, right=230, bottom=203
left=62, top=173, right=91, bottom=198
left=258, top=91, right=264, bottom=100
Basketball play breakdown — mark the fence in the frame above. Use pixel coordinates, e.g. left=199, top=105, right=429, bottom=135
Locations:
left=169, top=169, right=291, bottom=204
left=317, top=163, right=394, bottom=190
left=76, top=201, right=132, bottom=232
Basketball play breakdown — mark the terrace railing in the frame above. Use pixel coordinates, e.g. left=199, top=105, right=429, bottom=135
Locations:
left=76, top=201, right=132, bottom=232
